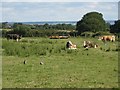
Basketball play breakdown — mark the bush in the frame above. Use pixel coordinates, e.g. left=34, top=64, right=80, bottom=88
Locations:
left=80, top=31, right=113, bottom=38
left=80, top=32, right=94, bottom=37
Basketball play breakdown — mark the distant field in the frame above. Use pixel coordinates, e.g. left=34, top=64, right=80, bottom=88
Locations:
left=2, top=37, right=118, bottom=88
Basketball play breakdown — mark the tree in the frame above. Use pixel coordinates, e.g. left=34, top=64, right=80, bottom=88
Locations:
left=2, top=22, right=8, bottom=29
left=12, top=23, right=31, bottom=36
left=76, top=12, right=109, bottom=35
left=110, top=20, right=120, bottom=34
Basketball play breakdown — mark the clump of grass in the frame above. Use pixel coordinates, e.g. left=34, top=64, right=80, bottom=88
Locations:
left=29, top=40, right=35, bottom=43
left=2, top=39, right=68, bottom=57
left=66, top=49, right=78, bottom=54
left=105, top=47, right=111, bottom=52
left=112, top=48, right=120, bottom=51
left=21, top=39, right=28, bottom=43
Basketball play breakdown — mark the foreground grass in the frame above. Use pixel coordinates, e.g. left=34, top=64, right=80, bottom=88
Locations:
left=2, top=37, right=118, bottom=88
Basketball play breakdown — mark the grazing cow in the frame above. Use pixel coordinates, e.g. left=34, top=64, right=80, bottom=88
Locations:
left=59, top=36, right=69, bottom=39
left=49, top=35, right=69, bottom=39
left=6, top=34, right=22, bottom=42
left=49, top=36, right=59, bottom=39
left=66, top=41, right=77, bottom=49
left=98, top=35, right=115, bottom=42
left=83, top=41, right=98, bottom=48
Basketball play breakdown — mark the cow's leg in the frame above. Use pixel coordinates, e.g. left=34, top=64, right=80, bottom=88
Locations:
left=16, top=38, right=18, bottom=42
left=83, top=41, right=86, bottom=47
left=94, top=45, right=97, bottom=48
left=112, top=39, right=115, bottom=42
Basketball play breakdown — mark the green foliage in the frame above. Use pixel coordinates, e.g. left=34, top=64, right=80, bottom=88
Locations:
left=0, top=30, right=1, bottom=37
left=110, top=20, right=120, bottom=34
left=5, top=23, right=76, bottom=37
left=76, top=12, right=109, bottom=35
left=1, top=30, right=8, bottom=37
left=0, top=23, right=2, bottom=29
left=80, top=31, right=112, bottom=38
left=35, top=23, right=75, bottom=30
left=2, top=22, right=9, bottom=29
left=80, top=32, right=95, bottom=37
left=12, top=23, right=31, bottom=36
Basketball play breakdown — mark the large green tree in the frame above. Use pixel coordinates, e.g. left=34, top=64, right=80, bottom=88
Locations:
left=76, top=12, right=109, bottom=35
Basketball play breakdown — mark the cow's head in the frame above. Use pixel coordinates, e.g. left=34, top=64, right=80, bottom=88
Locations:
left=98, top=36, right=103, bottom=40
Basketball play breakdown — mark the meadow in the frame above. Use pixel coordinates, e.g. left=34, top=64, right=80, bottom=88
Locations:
left=2, top=37, right=119, bottom=88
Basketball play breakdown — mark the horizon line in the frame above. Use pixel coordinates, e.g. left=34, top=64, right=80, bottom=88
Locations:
left=0, top=19, right=118, bottom=22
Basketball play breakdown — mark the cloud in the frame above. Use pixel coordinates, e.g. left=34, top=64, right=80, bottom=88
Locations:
left=1, top=2, right=118, bottom=22
left=0, top=3, right=2, bottom=21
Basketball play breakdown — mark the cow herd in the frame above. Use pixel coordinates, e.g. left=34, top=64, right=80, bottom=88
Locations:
left=66, top=35, right=116, bottom=49
left=6, top=34, right=22, bottom=42
left=6, top=34, right=116, bottom=49
left=66, top=40, right=99, bottom=49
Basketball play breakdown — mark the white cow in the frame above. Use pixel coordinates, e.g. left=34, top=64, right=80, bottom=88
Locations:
left=83, top=41, right=98, bottom=48
left=66, top=41, right=77, bottom=49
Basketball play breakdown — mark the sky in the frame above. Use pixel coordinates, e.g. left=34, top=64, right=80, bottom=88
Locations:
left=1, top=0, right=119, bottom=22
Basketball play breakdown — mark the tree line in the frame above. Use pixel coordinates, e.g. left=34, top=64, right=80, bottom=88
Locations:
left=1, top=23, right=76, bottom=37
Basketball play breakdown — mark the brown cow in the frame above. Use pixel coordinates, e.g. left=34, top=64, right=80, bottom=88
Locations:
left=49, top=36, right=59, bottom=39
left=98, top=35, right=115, bottom=42
left=49, top=35, right=69, bottom=39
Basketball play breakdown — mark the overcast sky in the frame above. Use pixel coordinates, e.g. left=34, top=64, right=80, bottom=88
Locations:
left=1, top=0, right=119, bottom=22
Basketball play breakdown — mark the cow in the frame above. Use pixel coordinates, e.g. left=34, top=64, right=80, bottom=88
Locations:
left=6, top=34, right=22, bottom=42
left=98, top=35, right=115, bottom=42
left=83, top=41, right=99, bottom=48
left=49, top=35, right=69, bottom=39
left=49, top=36, right=59, bottom=39
left=66, top=41, right=77, bottom=49
left=59, top=36, right=69, bottom=39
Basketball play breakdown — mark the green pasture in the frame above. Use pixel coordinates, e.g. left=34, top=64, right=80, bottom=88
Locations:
left=2, top=37, right=119, bottom=88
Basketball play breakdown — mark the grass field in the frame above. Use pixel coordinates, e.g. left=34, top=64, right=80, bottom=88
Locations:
left=2, top=37, right=119, bottom=88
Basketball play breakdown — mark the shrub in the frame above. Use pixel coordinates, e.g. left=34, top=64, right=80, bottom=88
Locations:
left=80, top=32, right=94, bottom=37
